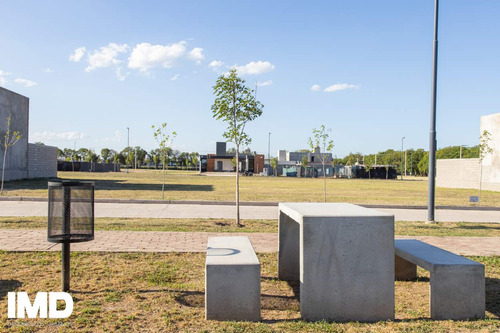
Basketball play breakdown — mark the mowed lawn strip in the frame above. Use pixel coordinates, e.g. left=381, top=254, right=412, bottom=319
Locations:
left=0, top=252, right=498, bottom=332
left=1, top=217, right=500, bottom=237
left=2, top=170, right=500, bottom=207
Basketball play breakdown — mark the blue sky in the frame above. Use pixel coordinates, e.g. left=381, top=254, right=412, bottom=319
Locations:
left=1, top=0, right=499, bottom=157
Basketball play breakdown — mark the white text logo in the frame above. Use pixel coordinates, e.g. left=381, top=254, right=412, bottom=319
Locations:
left=8, top=292, right=73, bottom=319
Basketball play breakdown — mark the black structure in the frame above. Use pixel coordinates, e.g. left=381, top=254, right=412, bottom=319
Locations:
left=58, top=161, right=120, bottom=172
left=48, top=181, right=94, bottom=291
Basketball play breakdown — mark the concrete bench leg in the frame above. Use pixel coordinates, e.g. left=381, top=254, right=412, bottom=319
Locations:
left=395, top=255, right=417, bottom=280
left=430, top=265, right=485, bottom=320
left=205, top=264, right=261, bottom=321
left=278, top=211, right=300, bottom=281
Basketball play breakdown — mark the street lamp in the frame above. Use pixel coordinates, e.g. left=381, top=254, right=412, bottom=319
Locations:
left=268, top=132, right=271, bottom=162
left=460, top=145, right=469, bottom=159
left=401, top=137, right=405, bottom=180
left=126, top=127, right=130, bottom=174
left=428, top=0, right=439, bottom=223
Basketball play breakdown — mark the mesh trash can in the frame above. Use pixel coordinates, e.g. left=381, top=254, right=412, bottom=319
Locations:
left=48, top=181, right=94, bottom=243
left=47, top=180, right=94, bottom=291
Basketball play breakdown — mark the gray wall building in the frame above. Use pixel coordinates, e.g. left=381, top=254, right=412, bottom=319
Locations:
left=0, top=86, right=57, bottom=181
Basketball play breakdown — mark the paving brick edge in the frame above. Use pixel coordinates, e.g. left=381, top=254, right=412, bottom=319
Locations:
left=0, top=196, right=499, bottom=211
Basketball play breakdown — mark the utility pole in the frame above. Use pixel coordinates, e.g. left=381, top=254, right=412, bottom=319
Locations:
left=268, top=132, right=271, bottom=161
left=405, top=150, right=407, bottom=177
left=126, top=127, right=130, bottom=173
left=401, top=137, right=405, bottom=180
left=428, top=0, right=439, bottom=223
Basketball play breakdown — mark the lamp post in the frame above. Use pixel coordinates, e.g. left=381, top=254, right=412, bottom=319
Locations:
left=126, top=127, right=130, bottom=173
left=401, top=137, right=405, bottom=180
left=268, top=132, right=271, bottom=162
left=428, top=0, right=439, bottom=223
left=460, top=145, right=469, bottom=159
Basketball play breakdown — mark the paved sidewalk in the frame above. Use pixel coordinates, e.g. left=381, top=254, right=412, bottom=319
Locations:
left=1, top=229, right=499, bottom=255
left=0, top=201, right=499, bottom=222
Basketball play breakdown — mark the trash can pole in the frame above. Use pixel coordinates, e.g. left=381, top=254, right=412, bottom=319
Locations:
left=62, top=186, right=71, bottom=292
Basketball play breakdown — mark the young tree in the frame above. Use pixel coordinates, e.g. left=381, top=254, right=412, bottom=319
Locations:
left=478, top=130, right=493, bottom=205
left=1, top=116, right=22, bottom=195
left=190, top=152, right=200, bottom=172
left=270, top=157, right=278, bottom=177
left=211, top=68, right=263, bottom=226
left=308, top=125, right=334, bottom=202
left=153, top=123, right=176, bottom=200
left=301, top=155, right=309, bottom=178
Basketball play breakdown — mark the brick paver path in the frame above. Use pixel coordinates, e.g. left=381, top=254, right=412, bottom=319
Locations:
left=1, top=229, right=499, bottom=255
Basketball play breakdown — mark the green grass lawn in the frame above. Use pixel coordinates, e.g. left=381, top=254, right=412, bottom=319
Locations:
left=1, top=216, right=500, bottom=237
left=1, top=170, right=499, bottom=207
left=0, top=252, right=498, bottom=332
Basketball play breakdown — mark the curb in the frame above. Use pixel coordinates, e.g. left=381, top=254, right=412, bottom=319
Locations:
left=0, top=196, right=499, bottom=211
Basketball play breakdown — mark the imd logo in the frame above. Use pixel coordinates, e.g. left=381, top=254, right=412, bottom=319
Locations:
left=8, top=292, right=73, bottom=319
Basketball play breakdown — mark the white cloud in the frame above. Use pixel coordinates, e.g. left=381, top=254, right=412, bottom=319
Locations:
left=43, top=68, right=53, bottom=73
left=323, top=83, right=359, bottom=92
left=257, top=80, right=272, bottom=87
left=69, top=47, right=86, bottom=62
left=103, top=130, right=121, bottom=143
left=128, top=41, right=187, bottom=72
left=170, top=74, right=180, bottom=81
left=0, top=70, right=9, bottom=86
left=311, top=84, right=321, bottom=91
left=115, top=68, right=128, bottom=81
left=33, top=131, right=86, bottom=141
left=209, top=60, right=223, bottom=70
left=232, top=61, right=275, bottom=75
left=14, top=78, right=37, bottom=87
left=188, top=47, right=205, bottom=64
left=85, top=43, right=128, bottom=72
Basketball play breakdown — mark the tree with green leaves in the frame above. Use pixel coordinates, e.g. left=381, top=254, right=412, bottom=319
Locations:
left=190, top=152, right=200, bottom=172
left=301, top=155, right=309, bottom=178
left=153, top=123, right=176, bottom=200
left=1, top=116, right=22, bottom=195
left=308, top=125, right=334, bottom=202
left=101, top=148, right=111, bottom=163
left=478, top=130, right=493, bottom=205
left=211, top=68, right=263, bottom=226
left=270, top=157, right=278, bottom=177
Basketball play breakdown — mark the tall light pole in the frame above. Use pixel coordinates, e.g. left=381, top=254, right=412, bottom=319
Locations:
left=401, top=137, right=405, bottom=180
left=126, top=127, right=130, bottom=174
left=428, top=0, right=439, bottom=223
left=268, top=132, right=271, bottom=161
left=460, top=145, right=469, bottom=159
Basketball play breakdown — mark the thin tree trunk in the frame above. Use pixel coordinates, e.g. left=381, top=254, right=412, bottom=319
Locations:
left=236, top=144, right=240, bottom=226
left=323, top=161, right=326, bottom=202
left=162, top=155, right=165, bottom=200
left=478, top=162, right=483, bottom=206
left=1, top=145, right=7, bottom=194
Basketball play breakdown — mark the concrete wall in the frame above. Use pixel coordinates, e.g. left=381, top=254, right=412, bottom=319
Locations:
left=480, top=113, right=500, bottom=191
left=436, top=159, right=480, bottom=190
left=28, top=143, right=57, bottom=178
left=0, top=87, right=29, bottom=181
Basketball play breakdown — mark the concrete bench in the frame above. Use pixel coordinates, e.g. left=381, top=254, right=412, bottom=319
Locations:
left=205, top=236, right=260, bottom=321
left=395, top=239, right=485, bottom=320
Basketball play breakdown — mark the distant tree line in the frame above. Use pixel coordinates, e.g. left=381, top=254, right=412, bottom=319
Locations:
left=333, top=145, right=479, bottom=176
left=57, top=147, right=200, bottom=170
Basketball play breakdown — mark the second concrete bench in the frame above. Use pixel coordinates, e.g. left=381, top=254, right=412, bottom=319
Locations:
left=205, top=236, right=260, bottom=321
left=395, top=239, right=485, bottom=320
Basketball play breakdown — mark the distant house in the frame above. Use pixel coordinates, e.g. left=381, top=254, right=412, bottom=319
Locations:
left=273, top=147, right=334, bottom=177
left=200, top=142, right=265, bottom=173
